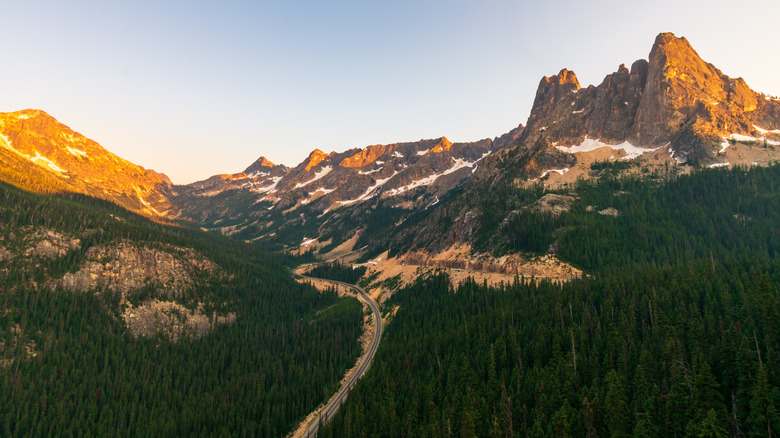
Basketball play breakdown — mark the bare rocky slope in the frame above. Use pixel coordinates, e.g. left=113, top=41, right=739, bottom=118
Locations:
left=170, top=126, right=524, bottom=252
left=179, top=128, right=523, bottom=216
left=0, top=109, right=178, bottom=217
left=177, top=129, right=517, bottom=208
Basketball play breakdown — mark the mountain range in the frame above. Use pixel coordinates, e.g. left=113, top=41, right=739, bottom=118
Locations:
left=4, top=31, right=780, bottom=437
left=2, top=32, right=779, bottom=259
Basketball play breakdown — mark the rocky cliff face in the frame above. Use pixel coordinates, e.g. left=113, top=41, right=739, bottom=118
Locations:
left=0, top=222, right=229, bottom=341
left=172, top=128, right=523, bottom=248
left=177, top=133, right=515, bottom=216
left=630, top=33, right=760, bottom=149
left=0, top=223, right=219, bottom=297
left=0, top=109, right=177, bottom=217
left=56, top=241, right=220, bottom=297
left=515, top=32, right=780, bottom=170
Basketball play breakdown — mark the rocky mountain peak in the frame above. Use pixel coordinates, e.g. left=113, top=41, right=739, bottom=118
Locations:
left=511, top=32, right=780, bottom=168
left=526, top=69, right=583, bottom=133
left=244, top=156, right=278, bottom=174
left=428, top=137, right=453, bottom=154
left=305, top=149, right=332, bottom=171
left=541, top=69, right=581, bottom=89
left=339, top=144, right=393, bottom=168
left=0, top=109, right=177, bottom=217
left=256, top=156, right=276, bottom=167
left=628, top=32, right=768, bottom=153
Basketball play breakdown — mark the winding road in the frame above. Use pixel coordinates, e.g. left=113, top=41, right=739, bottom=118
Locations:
left=291, top=265, right=383, bottom=438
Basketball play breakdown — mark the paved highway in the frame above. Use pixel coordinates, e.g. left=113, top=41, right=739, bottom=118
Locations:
left=291, top=265, right=383, bottom=438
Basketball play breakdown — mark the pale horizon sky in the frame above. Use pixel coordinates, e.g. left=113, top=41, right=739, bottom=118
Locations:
left=3, top=0, right=779, bottom=184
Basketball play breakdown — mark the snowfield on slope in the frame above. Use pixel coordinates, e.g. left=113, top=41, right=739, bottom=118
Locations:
left=294, top=166, right=333, bottom=189
left=555, top=136, right=660, bottom=160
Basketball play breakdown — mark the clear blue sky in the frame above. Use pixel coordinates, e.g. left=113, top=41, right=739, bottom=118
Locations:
left=3, top=0, right=779, bottom=184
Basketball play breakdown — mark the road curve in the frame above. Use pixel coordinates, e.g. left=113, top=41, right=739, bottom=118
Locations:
left=291, top=265, right=383, bottom=438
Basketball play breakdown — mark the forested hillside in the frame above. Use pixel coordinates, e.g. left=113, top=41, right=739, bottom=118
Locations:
left=322, top=165, right=780, bottom=437
left=307, top=261, right=367, bottom=285
left=0, top=182, right=363, bottom=436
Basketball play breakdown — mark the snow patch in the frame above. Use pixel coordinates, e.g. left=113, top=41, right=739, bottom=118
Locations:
left=30, top=152, right=66, bottom=173
left=555, top=136, right=659, bottom=160
left=308, top=187, right=335, bottom=196
left=539, top=168, right=570, bottom=179
left=294, top=165, right=332, bottom=189
left=247, top=170, right=269, bottom=178
left=337, top=151, right=492, bottom=204
left=708, top=162, right=730, bottom=168
left=252, top=176, right=283, bottom=194
left=384, top=157, right=477, bottom=196
left=392, top=151, right=403, bottom=158
left=338, top=173, right=398, bottom=206
left=17, top=114, right=31, bottom=120
left=66, top=147, right=87, bottom=157
left=416, top=149, right=430, bottom=156
left=753, top=125, right=780, bottom=135
left=358, top=167, right=383, bottom=175
left=729, top=133, right=760, bottom=142
left=724, top=133, right=780, bottom=147
left=719, top=139, right=731, bottom=154
left=0, top=134, right=12, bottom=151
left=137, top=196, right=160, bottom=214
left=300, top=237, right=316, bottom=247
left=668, top=146, right=684, bottom=163
left=572, top=108, right=586, bottom=114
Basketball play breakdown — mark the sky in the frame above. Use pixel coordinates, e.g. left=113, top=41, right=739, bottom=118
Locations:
left=3, top=0, right=779, bottom=184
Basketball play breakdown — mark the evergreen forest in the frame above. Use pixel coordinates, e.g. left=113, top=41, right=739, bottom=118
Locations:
left=308, top=261, right=367, bottom=285
left=321, top=165, right=780, bottom=437
left=0, top=182, right=364, bottom=436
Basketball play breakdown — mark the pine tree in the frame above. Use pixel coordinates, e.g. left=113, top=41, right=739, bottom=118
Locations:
left=747, top=366, right=778, bottom=437
left=605, top=370, right=630, bottom=437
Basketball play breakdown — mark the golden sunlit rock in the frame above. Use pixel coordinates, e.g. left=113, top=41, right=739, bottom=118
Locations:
left=340, top=144, right=393, bottom=168
left=304, top=148, right=332, bottom=171
left=0, top=109, right=177, bottom=218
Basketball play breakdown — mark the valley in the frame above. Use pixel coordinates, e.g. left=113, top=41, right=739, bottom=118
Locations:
left=2, top=30, right=780, bottom=436
left=290, top=264, right=383, bottom=438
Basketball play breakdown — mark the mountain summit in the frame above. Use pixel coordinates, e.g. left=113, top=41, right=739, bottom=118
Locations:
left=0, top=109, right=176, bottom=217
left=517, top=32, right=780, bottom=167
